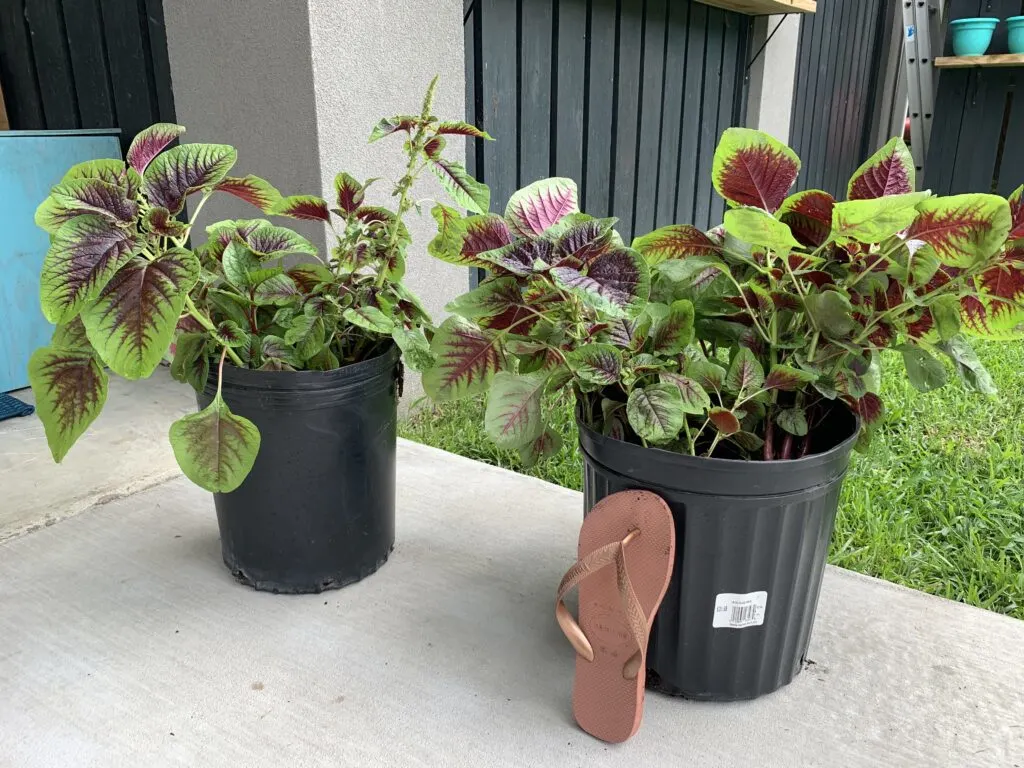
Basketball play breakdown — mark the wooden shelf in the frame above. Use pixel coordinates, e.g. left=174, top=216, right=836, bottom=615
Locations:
left=934, top=54, right=1024, bottom=69
left=695, top=0, right=816, bottom=14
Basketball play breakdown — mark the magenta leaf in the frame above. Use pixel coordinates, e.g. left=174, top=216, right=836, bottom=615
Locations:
left=631, top=224, right=722, bottom=265
left=777, top=190, right=835, bottom=248
left=40, top=215, right=141, bottom=324
left=126, top=123, right=186, bottom=174
left=505, top=178, right=579, bottom=236
left=712, top=128, right=800, bottom=212
left=142, top=143, right=237, bottom=213
left=847, top=137, right=915, bottom=200
left=463, top=214, right=514, bottom=261
left=214, top=175, right=283, bottom=213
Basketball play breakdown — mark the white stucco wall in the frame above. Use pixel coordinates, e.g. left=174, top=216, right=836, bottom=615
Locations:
left=747, top=14, right=802, bottom=145
left=161, top=0, right=326, bottom=251
left=305, top=0, right=469, bottom=326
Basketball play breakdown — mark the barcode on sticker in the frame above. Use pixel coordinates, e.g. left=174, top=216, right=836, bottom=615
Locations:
left=713, top=591, right=768, bottom=629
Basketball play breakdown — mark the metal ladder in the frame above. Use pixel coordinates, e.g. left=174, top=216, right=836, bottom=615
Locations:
left=902, top=0, right=943, bottom=182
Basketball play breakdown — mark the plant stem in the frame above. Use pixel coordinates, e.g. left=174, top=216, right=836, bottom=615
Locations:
left=184, top=295, right=245, bottom=367
left=216, top=346, right=227, bottom=399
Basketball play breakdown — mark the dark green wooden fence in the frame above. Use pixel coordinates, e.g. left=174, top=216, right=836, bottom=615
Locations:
left=0, top=0, right=176, bottom=152
left=465, top=0, right=752, bottom=242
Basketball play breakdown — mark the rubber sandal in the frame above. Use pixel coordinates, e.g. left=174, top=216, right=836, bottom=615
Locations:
left=555, top=490, right=676, bottom=743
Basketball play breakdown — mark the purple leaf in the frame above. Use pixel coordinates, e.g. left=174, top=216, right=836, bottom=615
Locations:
left=334, top=172, right=366, bottom=214
left=1009, top=185, right=1024, bottom=240
left=435, top=121, right=493, bottom=140
left=126, top=123, right=186, bottom=174
left=480, top=239, right=553, bottom=276
left=50, top=178, right=138, bottom=224
left=421, top=316, right=507, bottom=401
left=28, top=344, right=108, bottom=462
left=708, top=407, right=741, bottom=436
left=271, top=195, right=331, bottom=222
left=847, top=137, right=914, bottom=200
left=505, top=178, right=579, bottom=236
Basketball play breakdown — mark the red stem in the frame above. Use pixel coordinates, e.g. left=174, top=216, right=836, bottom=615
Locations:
left=763, top=413, right=775, bottom=461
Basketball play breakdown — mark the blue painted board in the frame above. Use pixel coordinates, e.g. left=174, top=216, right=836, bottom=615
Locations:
left=0, top=130, right=121, bottom=392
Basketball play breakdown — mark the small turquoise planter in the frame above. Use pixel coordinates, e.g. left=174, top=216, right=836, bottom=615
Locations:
left=950, top=17, right=1000, bottom=57
left=1008, top=16, right=1024, bottom=54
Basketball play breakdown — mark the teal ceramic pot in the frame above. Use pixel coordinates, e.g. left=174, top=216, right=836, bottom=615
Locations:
left=1008, top=16, right=1024, bottom=54
left=950, top=17, right=1000, bottom=56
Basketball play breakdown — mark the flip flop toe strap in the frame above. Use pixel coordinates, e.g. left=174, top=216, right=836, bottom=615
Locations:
left=556, top=530, right=649, bottom=678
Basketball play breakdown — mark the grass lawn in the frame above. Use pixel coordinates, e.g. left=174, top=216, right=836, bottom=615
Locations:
left=401, top=343, right=1024, bottom=620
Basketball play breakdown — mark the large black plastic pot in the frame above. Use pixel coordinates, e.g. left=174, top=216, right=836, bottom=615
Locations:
left=579, top=407, right=859, bottom=701
left=197, top=345, right=401, bottom=594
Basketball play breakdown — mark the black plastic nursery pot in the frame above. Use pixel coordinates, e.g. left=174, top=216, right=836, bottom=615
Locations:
left=579, top=407, right=859, bottom=701
left=196, top=345, right=401, bottom=594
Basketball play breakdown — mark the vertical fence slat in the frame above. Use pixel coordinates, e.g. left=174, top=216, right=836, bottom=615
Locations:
left=997, top=85, right=1024, bottom=196
left=0, top=0, right=46, bottom=129
left=584, top=0, right=618, bottom=217
left=143, top=0, right=176, bottom=125
left=479, top=0, right=519, bottom=213
left=520, top=0, right=554, bottom=187
left=612, top=2, right=644, bottom=237
left=695, top=9, right=722, bottom=228
left=99, top=0, right=157, bottom=150
left=655, top=0, right=690, bottom=228
left=711, top=13, right=740, bottom=226
left=24, top=0, right=80, bottom=128
left=61, top=0, right=116, bottom=129
left=676, top=1, right=708, bottom=223
left=633, top=0, right=668, bottom=237
left=555, top=0, right=588, bottom=184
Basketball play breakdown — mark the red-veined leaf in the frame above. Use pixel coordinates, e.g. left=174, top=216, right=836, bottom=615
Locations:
left=424, top=136, right=445, bottom=159
left=777, top=189, right=835, bottom=247
left=712, top=127, right=800, bottom=212
left=776, top=407, right=808, bottom=436
left=126, top=123, right=186, bottom=174
left=28, top=344, right=108, bottom=462
left=905, top=194, right=1011, bottom=267
left=553, top=215, right=619, bottom=266
left=518, top=427, right=562, bottom=466
left=484, top=372, right=547, bottom=448
left=422, top=316, right=507, bottom=401
left=649, top=299, right=695, bottom=355
left=551, top=247, right=650, bottom=318
left=169, top=393, right=260, bottom=493
left=462, top=213, right=514, bottom=262
left=368, top=115, right=418, bottom=143
left=724, top=347, right=765, bottom=394
left=245, top=225, right=317, bottom=258
left=764, top=364, right=817, bottom=390
left=270, top=194, right=331, bottom=222
left=855, top=392, right=884, bottom=425
left=214, top=175, right=283, bottom=213
left=480, top=238, right=553, bottom=276
left=334, top=172, right=366, bottom=214
left=631, top=224, right=722, bottom=265
left=659, top=372, right=711, bottom=414
left=145, top=207, right=188, bottom=238
left=435, top=121, right=493, bottom=139
left=80, top=248, right=201, bottom=379
left=142, top=143, right=237, bottom=213
left=444, top=276, right=523, bottom=322
left=1009, top=185, right=1024, bottom=239
left=505, top=177, right=579, bottom=236
left=847, top=137, right=915, bottom=200
left=565, top=343, right=622, bottom=386
left=626, top=384, right=686, bottom=443
left=49, top=178, right=138, bottom=224
left=40, top=215, right=141, bottom=324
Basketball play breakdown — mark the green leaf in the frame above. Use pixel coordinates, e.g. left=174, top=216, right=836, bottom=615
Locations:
left=368, top=115, right=418, bottom=143
left=142, top=143, right=237, bottom=214
left=659, top=372, right=711, bottom=415
left=683, top=357, right=727, bottom=391
left=81, top=249, right=201, bottom=379
left=626, top=384, right=685, bottom=444
left=252, top=274, right=300, bottom=306
left=724, top=347, right=765, bottom=395
left=938, top=336, right=997, bottom=395
left=444, top=276, right=522, bottom=321
left=261, top=335, right=301, bottom=367
left=343, top=306, right=394, bottom=334
left=168, top=393, right=260, bottom=493
left=391, top=325, right=435, bottom=372
left=905, top=194, right=1012, bottom=268
left=899, top=344, right=949, bottom=392
left=431, top=158, right=490, bottom=214
left=212, top=320, right=249, bottom=349
left=245, top=225, right=318, bottom=259
left=484, top=371, right=547, bottom=449
left=804, top=290, right=856, bottom=339
left=831, top=192, right=929, bottom=242
left=929, top=294, right=961, bottom=341
left=206, top=289, right=252, bottom=328
left=428, top=203, right=469, bottom=264
left=40, top=214, right=141, bottom=324
left=422, top=316, right=506, bottom=401
left=776, top=407, right=809, bottom=436
left=170, top=333, right=210, bottom=392
left=723, top=207, right=800, bottom=252
left=28, top=345, right=108, bottom=462
left=334, top=172, right=368, bottom=213
left=565, top=343, right=622, bottom=386
left=517, top=427, right=562, bottom=467
left=649, top=299, right=695, bottom=355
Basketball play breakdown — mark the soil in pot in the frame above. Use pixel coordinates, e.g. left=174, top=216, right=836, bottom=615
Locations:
left=578, top=405, right=859, bottom=701
left=196, top=345, right=401, bottom=594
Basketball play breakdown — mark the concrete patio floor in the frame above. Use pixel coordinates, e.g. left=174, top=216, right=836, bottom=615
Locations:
left=1, top=371, right=1022, bottom=767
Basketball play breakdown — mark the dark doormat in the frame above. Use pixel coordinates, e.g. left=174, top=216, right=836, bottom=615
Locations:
left=0, top=393, right=34, bottom=421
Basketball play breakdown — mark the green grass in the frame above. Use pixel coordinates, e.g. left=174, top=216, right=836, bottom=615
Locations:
left=401, top=343, right=1024, bottom=619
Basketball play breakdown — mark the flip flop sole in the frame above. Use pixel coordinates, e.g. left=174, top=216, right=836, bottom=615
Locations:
left=572, top=490, right=676, bottom=743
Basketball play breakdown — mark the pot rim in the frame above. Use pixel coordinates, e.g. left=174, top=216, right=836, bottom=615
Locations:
left=949, top=17, right=1000, bottom=27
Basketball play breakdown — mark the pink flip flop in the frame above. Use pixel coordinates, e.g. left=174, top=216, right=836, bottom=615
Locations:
left=555, top=490, right=676, bottom=743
